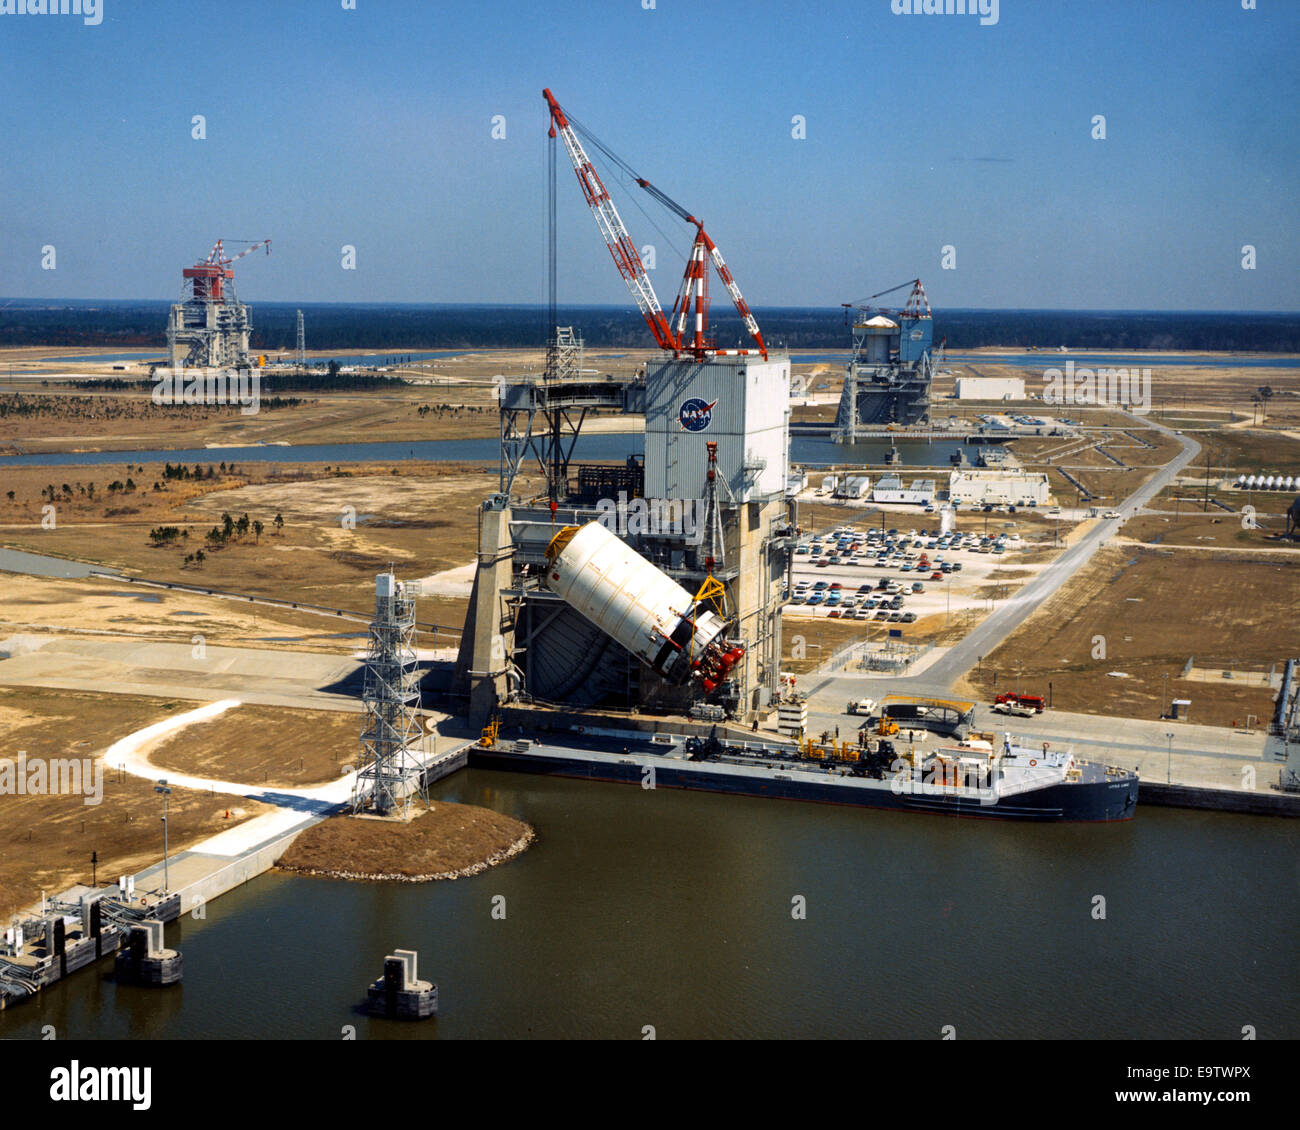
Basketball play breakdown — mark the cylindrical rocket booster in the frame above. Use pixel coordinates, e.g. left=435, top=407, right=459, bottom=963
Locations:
left=544, top=522, right=743, bottom=691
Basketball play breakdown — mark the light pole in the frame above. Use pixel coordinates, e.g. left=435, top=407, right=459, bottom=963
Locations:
left=154, top=779, right=171, bottom=893
left=1165, top=732, right=1174, bottom=785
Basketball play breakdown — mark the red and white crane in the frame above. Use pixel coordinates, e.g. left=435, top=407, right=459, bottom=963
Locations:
left=543, top=89, right=766, bottom=361
left=182, top=238, right=272, bottom=303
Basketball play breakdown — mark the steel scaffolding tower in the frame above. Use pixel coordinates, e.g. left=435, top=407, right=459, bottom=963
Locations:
left=352, top=573, right=428, bottom=818
left=296, top=309, right=306, bottom=369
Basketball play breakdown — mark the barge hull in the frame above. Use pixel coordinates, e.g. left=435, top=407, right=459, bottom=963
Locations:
left=468, top=746, right=1139, bottom=823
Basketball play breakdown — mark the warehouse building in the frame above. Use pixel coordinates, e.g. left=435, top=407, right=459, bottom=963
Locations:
left=954, top=376, right=1026, bottom=401
left=949, top=468, right=1051, bottom=507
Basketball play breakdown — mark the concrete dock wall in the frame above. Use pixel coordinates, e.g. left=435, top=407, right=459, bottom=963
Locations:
left=1137, top=781, right=1300, bottom=817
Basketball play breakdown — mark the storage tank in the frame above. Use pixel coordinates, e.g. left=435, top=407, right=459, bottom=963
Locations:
left=1235, top=474, right=1246, bottom=487
left=1286, top=476, right=1296, bottom=490
left=544, top=522, right=742, bottom=692
left=1246, top=475, right=1258, bottom=489
left=1265, top=475, right=1277, bottom=490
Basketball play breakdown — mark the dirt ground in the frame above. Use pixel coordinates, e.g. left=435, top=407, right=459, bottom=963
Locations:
left=148, top=703, right=363, bottom=788
left=0, top=573, right=384, bottom=654
left=780, top=617, right=883, bottom=675
left=276, top=803, right=532, bottom=879
left=1124, top=506, right=1299, bottom=550
left=0, top=687, right=272, bottom=921
left=966, top=546, right=1300, bottom=724
left=0, top=459, right=541, bottom=638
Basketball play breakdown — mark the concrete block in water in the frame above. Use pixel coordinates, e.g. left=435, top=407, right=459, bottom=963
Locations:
left=114, top=921, right=182, bottom=987
left=366, top=950, right=437, bottom=1020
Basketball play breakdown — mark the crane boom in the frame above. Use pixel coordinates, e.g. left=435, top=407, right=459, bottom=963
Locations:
left=545, top=88, right=767, bottom=361
left=543, top=89, right=677, bottom=353
left=841, top=278, right=930, bottom=324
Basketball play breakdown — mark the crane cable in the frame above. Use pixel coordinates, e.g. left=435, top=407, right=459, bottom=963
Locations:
left=566, top=112, right=690, bottom=266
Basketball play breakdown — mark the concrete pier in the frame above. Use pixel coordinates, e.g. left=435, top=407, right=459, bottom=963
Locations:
left=366, top=949, right=437, bottom=1020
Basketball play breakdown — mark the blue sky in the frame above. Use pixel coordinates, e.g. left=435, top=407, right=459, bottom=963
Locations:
left=1, top=0, right=1296, bottom=310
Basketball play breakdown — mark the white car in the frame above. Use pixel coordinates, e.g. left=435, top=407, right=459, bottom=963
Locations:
left=1103, top=510, right=1121, bottom=519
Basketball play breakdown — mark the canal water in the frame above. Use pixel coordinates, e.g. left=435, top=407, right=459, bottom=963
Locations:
left=2, top=769, right=1295, bottom=1040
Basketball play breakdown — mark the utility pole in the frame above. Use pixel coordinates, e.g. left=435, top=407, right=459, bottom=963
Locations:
left=154, top=780, right=172, bottom=893
left=1165, top=731, right=1174, bottom=784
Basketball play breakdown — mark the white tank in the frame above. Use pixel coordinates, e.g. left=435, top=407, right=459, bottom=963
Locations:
left=1286, top=476, right=1296, bottom=490
left=1235, top=474, right=1246, bottom=487
left=544, top=522, right=742, bottom=690
left=1246, top=475, right=1258, bottom=489
left=1265, top=475, right=1277, bottom=489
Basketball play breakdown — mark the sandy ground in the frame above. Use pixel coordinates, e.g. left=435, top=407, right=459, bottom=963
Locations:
left=965, top=545, right=1300, bottom=724
left=0, top=461, right=540, bottom=636
left=0, top=687, right=274, bottom=920
left=147, top=703, right=362, bottom=788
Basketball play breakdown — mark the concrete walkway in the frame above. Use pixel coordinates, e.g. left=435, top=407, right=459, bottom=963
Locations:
left=0, top=635, right=366, bottom=712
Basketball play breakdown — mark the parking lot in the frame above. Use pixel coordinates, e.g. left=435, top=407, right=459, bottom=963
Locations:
left=784, top=518, right=1039, bottom=625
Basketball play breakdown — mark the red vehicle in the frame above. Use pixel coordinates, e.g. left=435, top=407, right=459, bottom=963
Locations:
left=995, top=692, right=1046, bottom=713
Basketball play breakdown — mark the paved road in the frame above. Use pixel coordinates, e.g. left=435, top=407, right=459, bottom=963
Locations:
left=806, top=413, right=1200, bottom=702
left=794, top=416, right=1238, bottom=775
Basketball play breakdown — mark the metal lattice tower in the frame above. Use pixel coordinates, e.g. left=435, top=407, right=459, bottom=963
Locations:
left=352, top=573, right=428, bottom=818
left=700, top=440, right=727, bottom=572
left=545, top=325, right=583, bottom=383
left=296, top=309, right=306, bottom=369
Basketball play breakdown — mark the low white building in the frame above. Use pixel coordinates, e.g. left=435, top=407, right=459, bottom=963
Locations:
left=872, top=475, right=936, bottom=505
left=949, top=468, right=1050, bottom=507
left=955, top=376, right=1026, bottom=401
left=834, top=475, right=872, bottom=499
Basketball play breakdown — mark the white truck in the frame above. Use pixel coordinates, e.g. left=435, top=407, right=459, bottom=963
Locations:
left=846, top=698, right=877, bottom=717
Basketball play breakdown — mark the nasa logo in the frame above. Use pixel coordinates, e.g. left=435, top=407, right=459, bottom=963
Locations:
left=678, top=397, right=717, bottom=432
